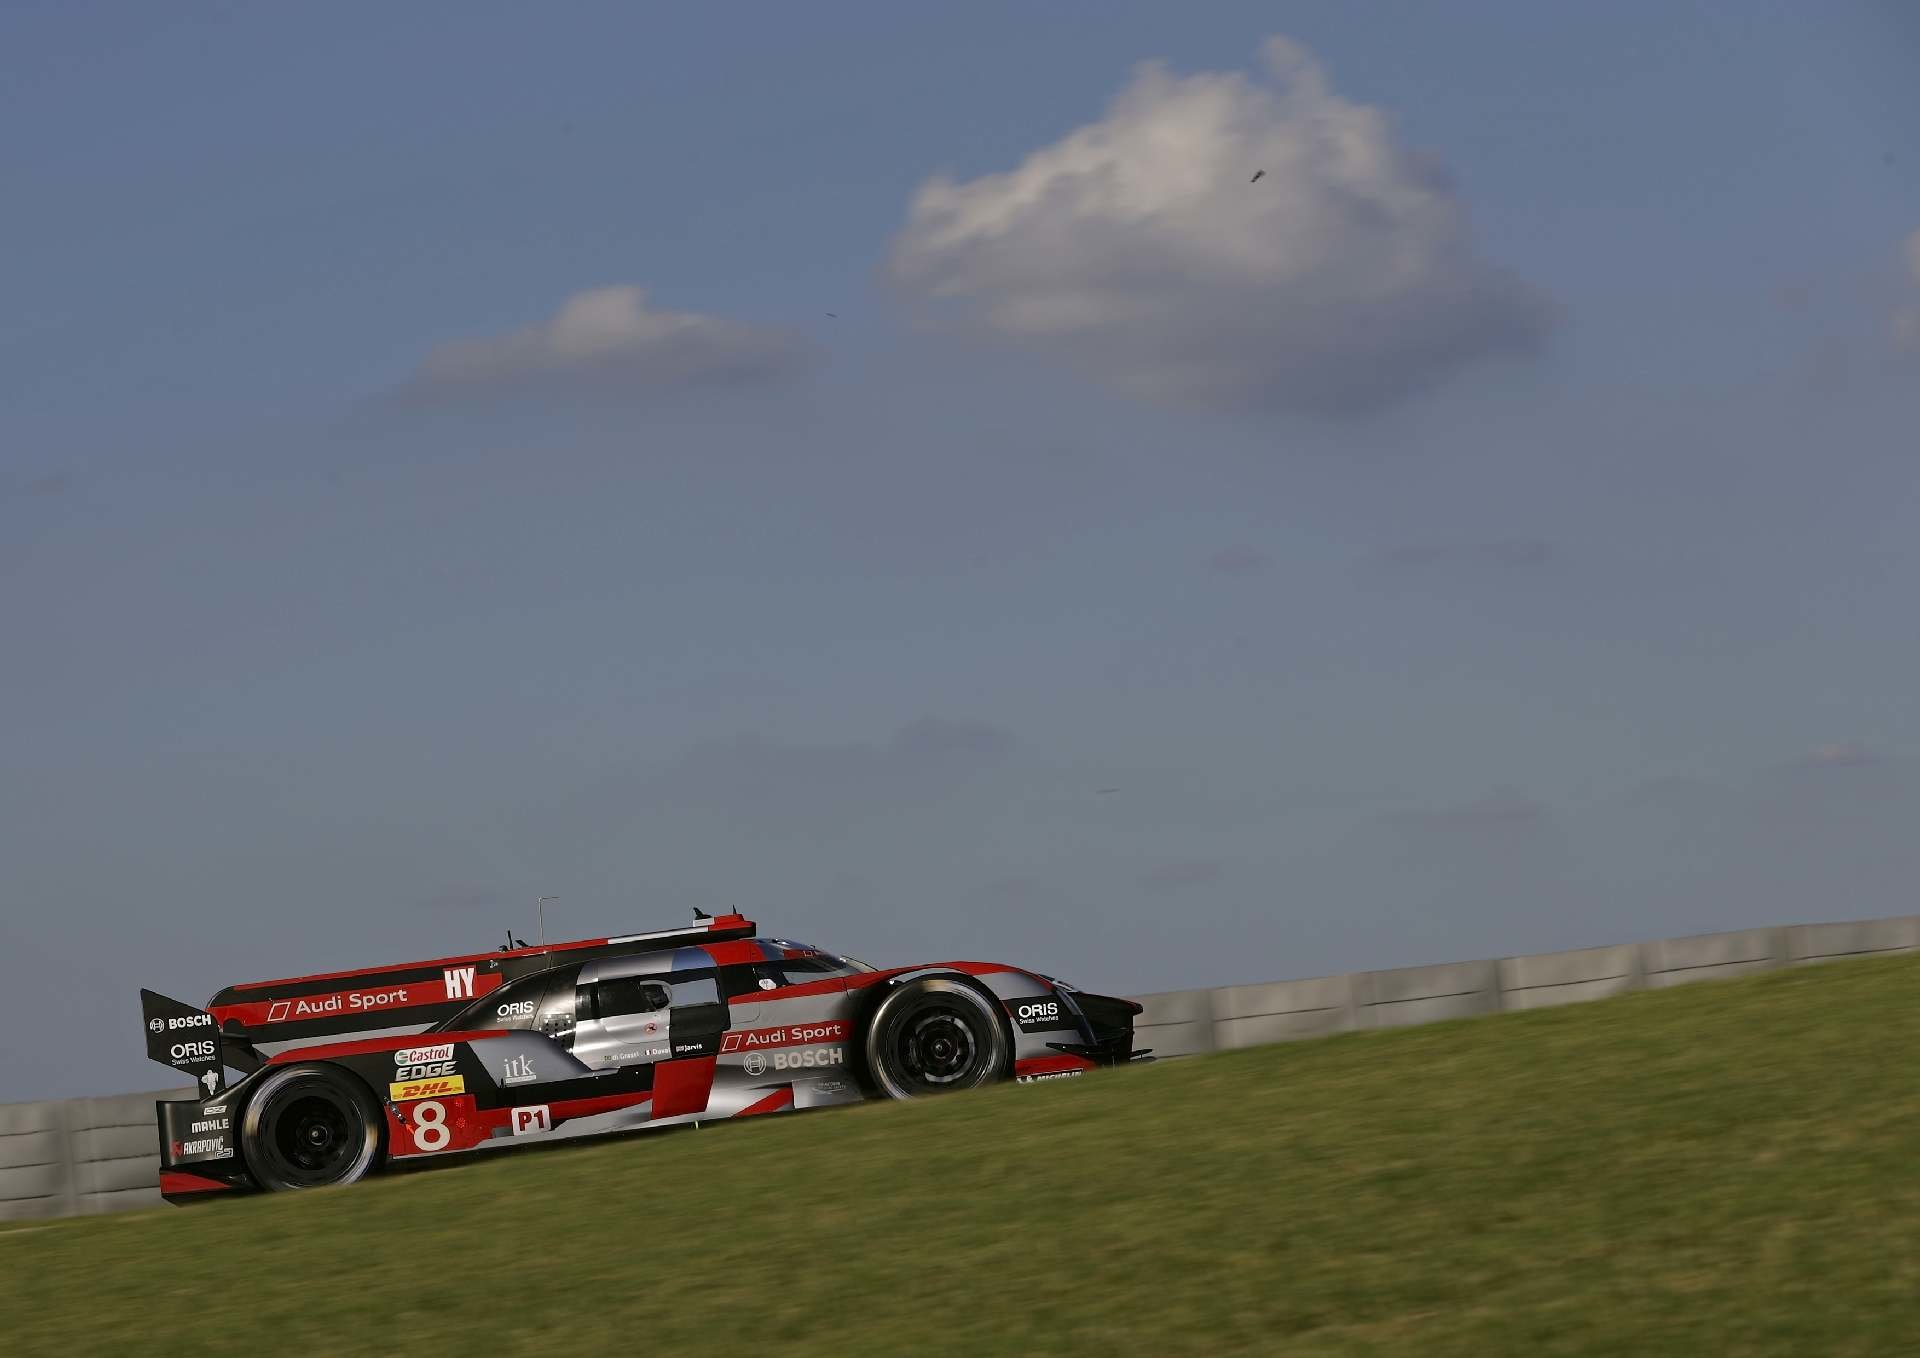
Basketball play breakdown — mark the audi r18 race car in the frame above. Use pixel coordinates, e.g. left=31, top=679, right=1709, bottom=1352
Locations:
left=140, top=912, right=1148, bottom=1201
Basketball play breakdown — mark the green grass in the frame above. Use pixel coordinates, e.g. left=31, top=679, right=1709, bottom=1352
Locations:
left=7, top=954, right=1918, bottom=1356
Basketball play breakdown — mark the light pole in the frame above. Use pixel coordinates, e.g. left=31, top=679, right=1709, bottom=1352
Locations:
left=537, top=895, right=559, bottom=947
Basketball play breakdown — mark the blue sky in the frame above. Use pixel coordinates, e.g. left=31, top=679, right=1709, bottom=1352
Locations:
left=3, top=3, right=1917, bottom=1099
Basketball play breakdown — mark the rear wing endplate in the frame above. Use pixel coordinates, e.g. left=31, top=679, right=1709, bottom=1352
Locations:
left=140, top=989, right=227, bottom=1097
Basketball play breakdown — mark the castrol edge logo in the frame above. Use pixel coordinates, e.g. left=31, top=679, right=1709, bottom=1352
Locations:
left=394, top=1044, right=456, bottom=1066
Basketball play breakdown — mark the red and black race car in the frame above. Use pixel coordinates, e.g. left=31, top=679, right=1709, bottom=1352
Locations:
left=140, top=912, right=1149, bottom=1200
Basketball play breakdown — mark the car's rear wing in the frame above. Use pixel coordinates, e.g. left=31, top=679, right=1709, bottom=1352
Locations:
left=140, top=989, right=230, bottom=1096
left=139, top=912, right=758, bottom=1069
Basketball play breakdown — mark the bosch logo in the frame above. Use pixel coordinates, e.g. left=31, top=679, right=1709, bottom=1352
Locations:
left=771, top=1048, right=844, bottom=1071
left=162, top=1014, right=213, bottom=1031
left=744, top=1053, right=767, bottom=1076
left=147, top=1018, right=164, bottom=1034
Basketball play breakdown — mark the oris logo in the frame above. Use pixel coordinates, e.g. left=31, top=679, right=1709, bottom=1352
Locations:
left=497, top=1000, right=536, bottom=1019
left=1013, top=998, right=1074, bottom=1032
left=170, top=1039, right=217, bottom=1062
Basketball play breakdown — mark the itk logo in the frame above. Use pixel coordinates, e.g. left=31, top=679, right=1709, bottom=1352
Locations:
left=511, top=1105, right=551, bottom=1136
left=444, top=966, right=477, bottom=1000
left=502, top=1053, right=536, bottom=1085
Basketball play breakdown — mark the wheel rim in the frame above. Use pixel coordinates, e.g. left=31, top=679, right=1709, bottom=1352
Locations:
left=256, top=1081, right=368, bottom=1187
left=902, top=1012, right=978, bottom=1085
left=877, top=992, right=1000, bottom=1096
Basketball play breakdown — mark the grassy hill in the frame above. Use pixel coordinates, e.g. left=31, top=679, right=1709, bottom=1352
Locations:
left=6, top=953, right=1917, bottom=1356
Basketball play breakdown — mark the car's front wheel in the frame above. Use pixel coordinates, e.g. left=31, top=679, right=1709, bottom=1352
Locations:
left=240, top=1064, right=382, bottom=1192
left=864, top=977, right=1010, bottom=1099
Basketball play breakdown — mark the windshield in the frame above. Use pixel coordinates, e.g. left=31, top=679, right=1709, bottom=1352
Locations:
left=767, top=940, right=877, bottom=975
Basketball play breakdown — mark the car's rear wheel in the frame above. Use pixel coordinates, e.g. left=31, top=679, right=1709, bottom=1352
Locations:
left=864, top=977, right=1010, bottom=1099
left=241, top=1064, right=382, bottom=1191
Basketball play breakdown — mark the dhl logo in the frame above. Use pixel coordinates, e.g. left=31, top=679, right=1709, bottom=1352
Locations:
left=389, top=1075, right=465, bottom=1101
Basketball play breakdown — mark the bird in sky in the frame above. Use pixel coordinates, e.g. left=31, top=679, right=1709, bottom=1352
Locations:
left=826, top=312, right=838, bottom=318
left=1250, top=169, right=1265, bottom=183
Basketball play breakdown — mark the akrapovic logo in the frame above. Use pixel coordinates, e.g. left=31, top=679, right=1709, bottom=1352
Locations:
left=1011, top=997, right=1075, bottom=1032
left=389, top=1075, right=465, bottom=1102
left=176, top=1138, right=233, bottom=1159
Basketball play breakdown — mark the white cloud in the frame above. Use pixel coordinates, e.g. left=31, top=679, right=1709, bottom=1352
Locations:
left=887, top=37, right=1553, bottom=416
left=397, top=286, right=815, bottom=404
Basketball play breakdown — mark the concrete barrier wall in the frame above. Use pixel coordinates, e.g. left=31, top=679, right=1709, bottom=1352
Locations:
left=4, top=913, right=1914, bottom=1222
left=1355, top=958, right=1502, bottom=1029
left=1641, top=926, right=1785, bottom=988
left=1787, top=915, right=1920, bottom=964
left=0, top=1087, right=187, bottom=1222
left=1212, top=973, right=1357, bottom=1049
left=1499, top=942, right=1641, bottom=1011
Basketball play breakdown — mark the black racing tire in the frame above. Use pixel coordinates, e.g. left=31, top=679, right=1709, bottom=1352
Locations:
left=864, top=976, right=1011, bottom=1100
left=240, top=1064, right=382, bottom=1192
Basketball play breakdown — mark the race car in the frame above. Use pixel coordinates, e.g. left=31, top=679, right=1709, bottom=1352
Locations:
left=140, top=912, right=1148, bottom=1200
